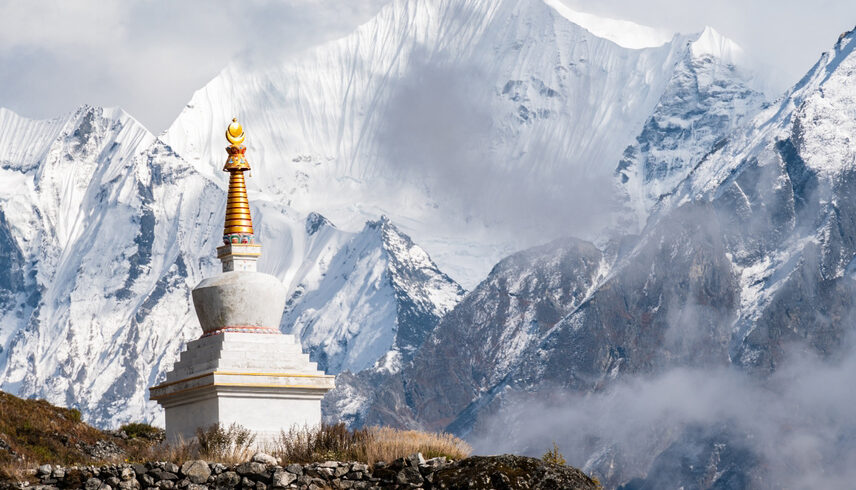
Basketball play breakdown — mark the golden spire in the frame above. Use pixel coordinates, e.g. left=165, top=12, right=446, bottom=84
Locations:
left=223, top=118, right=254, bottom=244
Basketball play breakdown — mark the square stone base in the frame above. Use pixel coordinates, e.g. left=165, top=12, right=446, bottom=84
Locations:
left=150, top=332, right=334, bottom=444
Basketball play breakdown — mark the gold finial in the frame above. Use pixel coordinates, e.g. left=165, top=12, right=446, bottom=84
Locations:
left=222, top=118, right=254, bottom=244
left=224, top=117, right=250, bottom=171
left=226, top=117, right=245, bottom=145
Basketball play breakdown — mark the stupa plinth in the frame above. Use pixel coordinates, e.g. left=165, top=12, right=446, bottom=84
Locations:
left=150, top=118, right=334, bottom=442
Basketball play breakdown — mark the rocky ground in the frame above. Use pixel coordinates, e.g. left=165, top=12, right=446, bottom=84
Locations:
left=1, top=453, right=600, bottom=490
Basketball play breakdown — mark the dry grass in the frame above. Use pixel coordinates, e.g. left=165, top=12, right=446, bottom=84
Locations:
left=270, top=423, right=370, bottom=463
left=139, top=424, right=256, bottom=465
left=0, top=460, right=32, bottom=482
left=353, top=426, right=471, bottom=464
left=270, top=423, right=471, bottom=465
left=195, top=423, right=256, bottom=464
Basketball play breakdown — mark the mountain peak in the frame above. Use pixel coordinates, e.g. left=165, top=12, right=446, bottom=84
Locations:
left=541, top=0, right=672, bottom=49
left=691, top=26, right=746, bottom=65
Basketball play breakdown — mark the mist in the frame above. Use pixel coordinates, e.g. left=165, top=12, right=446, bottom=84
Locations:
left=375, top=55, right=620, bottom=244
left=471, top=338, right=856, bottom=488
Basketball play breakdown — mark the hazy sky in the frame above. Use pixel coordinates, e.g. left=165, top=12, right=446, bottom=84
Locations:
left=2, top=0, right=855, bottom=132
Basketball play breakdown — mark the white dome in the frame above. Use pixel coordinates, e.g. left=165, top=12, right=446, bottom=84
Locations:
left=191, top=271, right=287, bottom=334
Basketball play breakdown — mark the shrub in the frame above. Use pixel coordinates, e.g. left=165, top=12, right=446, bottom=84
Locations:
left=67, top=409, right=82, bottom=424
left=196, top=423, right=256, bottom=463
left=119, top=423, right=163, bottom=440
left=542, top=442, right=566, bottom=466
left=273, top=423, right=370, bottom=463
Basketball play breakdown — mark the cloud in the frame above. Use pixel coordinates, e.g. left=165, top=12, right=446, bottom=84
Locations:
left=0, top=0, right=388, bottom=132
left=471, top=340, right=856, bottom=488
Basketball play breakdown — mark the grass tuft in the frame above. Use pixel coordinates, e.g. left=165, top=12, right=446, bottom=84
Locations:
left=270, top=423, right=471, bottom=464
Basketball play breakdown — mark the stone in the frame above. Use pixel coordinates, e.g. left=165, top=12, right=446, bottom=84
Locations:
left=187, top=485, right=208, bottom=490
left=236, top=462, right=267, bottom=477
left=106, top=476, right=122, bottom=487
left=254, top=482, right=266, bottom=490
left=38, top=465, right=53, bottom=477
left=490, top=471, right=512, bottom=489
left=350, top=463, right=369, bottom=473
left=284, top=464, right=303, bottom=475
left=149, top=469, right=178, bottom=481
left=396, top=467, right=423, bottom=486
left=52, top=467, right=66, bottom=479
left=180, top=461, right=212, bottom=484
left=120, top=467, right=135, bottom=481
left=132, top=464, right=148, bottom=476
left=271, top=470, right=297, bottom=488
left=140, top=474, right=155, bottom=486
left=251, top=453, right=277, bottom=466
left=406, top=453, right=426, bottom=468
left=163, top=464, right=180, bottom=475
left=216, top=471, right=241, bottom=487
left=212, top=463, right=227, bottom=475
left=155, top=481, right=174, bottom=489
left=319, top=461, right=338, bottom=469
left=118, top=479, right=141, bottom=490
left=240, top=476, right=254, bottom=487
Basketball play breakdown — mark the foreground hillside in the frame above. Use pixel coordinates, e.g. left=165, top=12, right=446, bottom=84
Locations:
left=0, top=391, right=159, bottom=470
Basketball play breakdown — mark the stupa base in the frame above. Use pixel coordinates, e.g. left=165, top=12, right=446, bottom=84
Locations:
left=150, top=332, right=335, bottom=443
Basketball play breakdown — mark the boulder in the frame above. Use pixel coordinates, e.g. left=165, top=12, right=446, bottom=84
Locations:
left=180, top=460, right=211, bottom=484
left=271, top=469, right=297, bottom=488
left=236, top=462, right=267, bottom=477
left=215, top=471, right=240, bottom=487
left=251, top=453, right=277, bottom=466
left=396, top=467, right=423, bottom=486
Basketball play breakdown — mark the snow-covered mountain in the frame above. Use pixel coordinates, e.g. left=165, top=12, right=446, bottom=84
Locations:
left=162, top=0, right=763, bottom=288
left=0, top=106, right=208, bottom=424
left=616, top=26, right=766, bottom=229
left=282, top=215, right=464, bottom=375
left=0, top=105, right=462, bottom=427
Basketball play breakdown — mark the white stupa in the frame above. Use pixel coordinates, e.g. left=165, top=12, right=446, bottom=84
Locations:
left=150, top=118, right=334, bottom=442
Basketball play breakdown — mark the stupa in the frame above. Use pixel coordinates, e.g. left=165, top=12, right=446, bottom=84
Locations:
left=150, top=119, right=334, bottom=442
